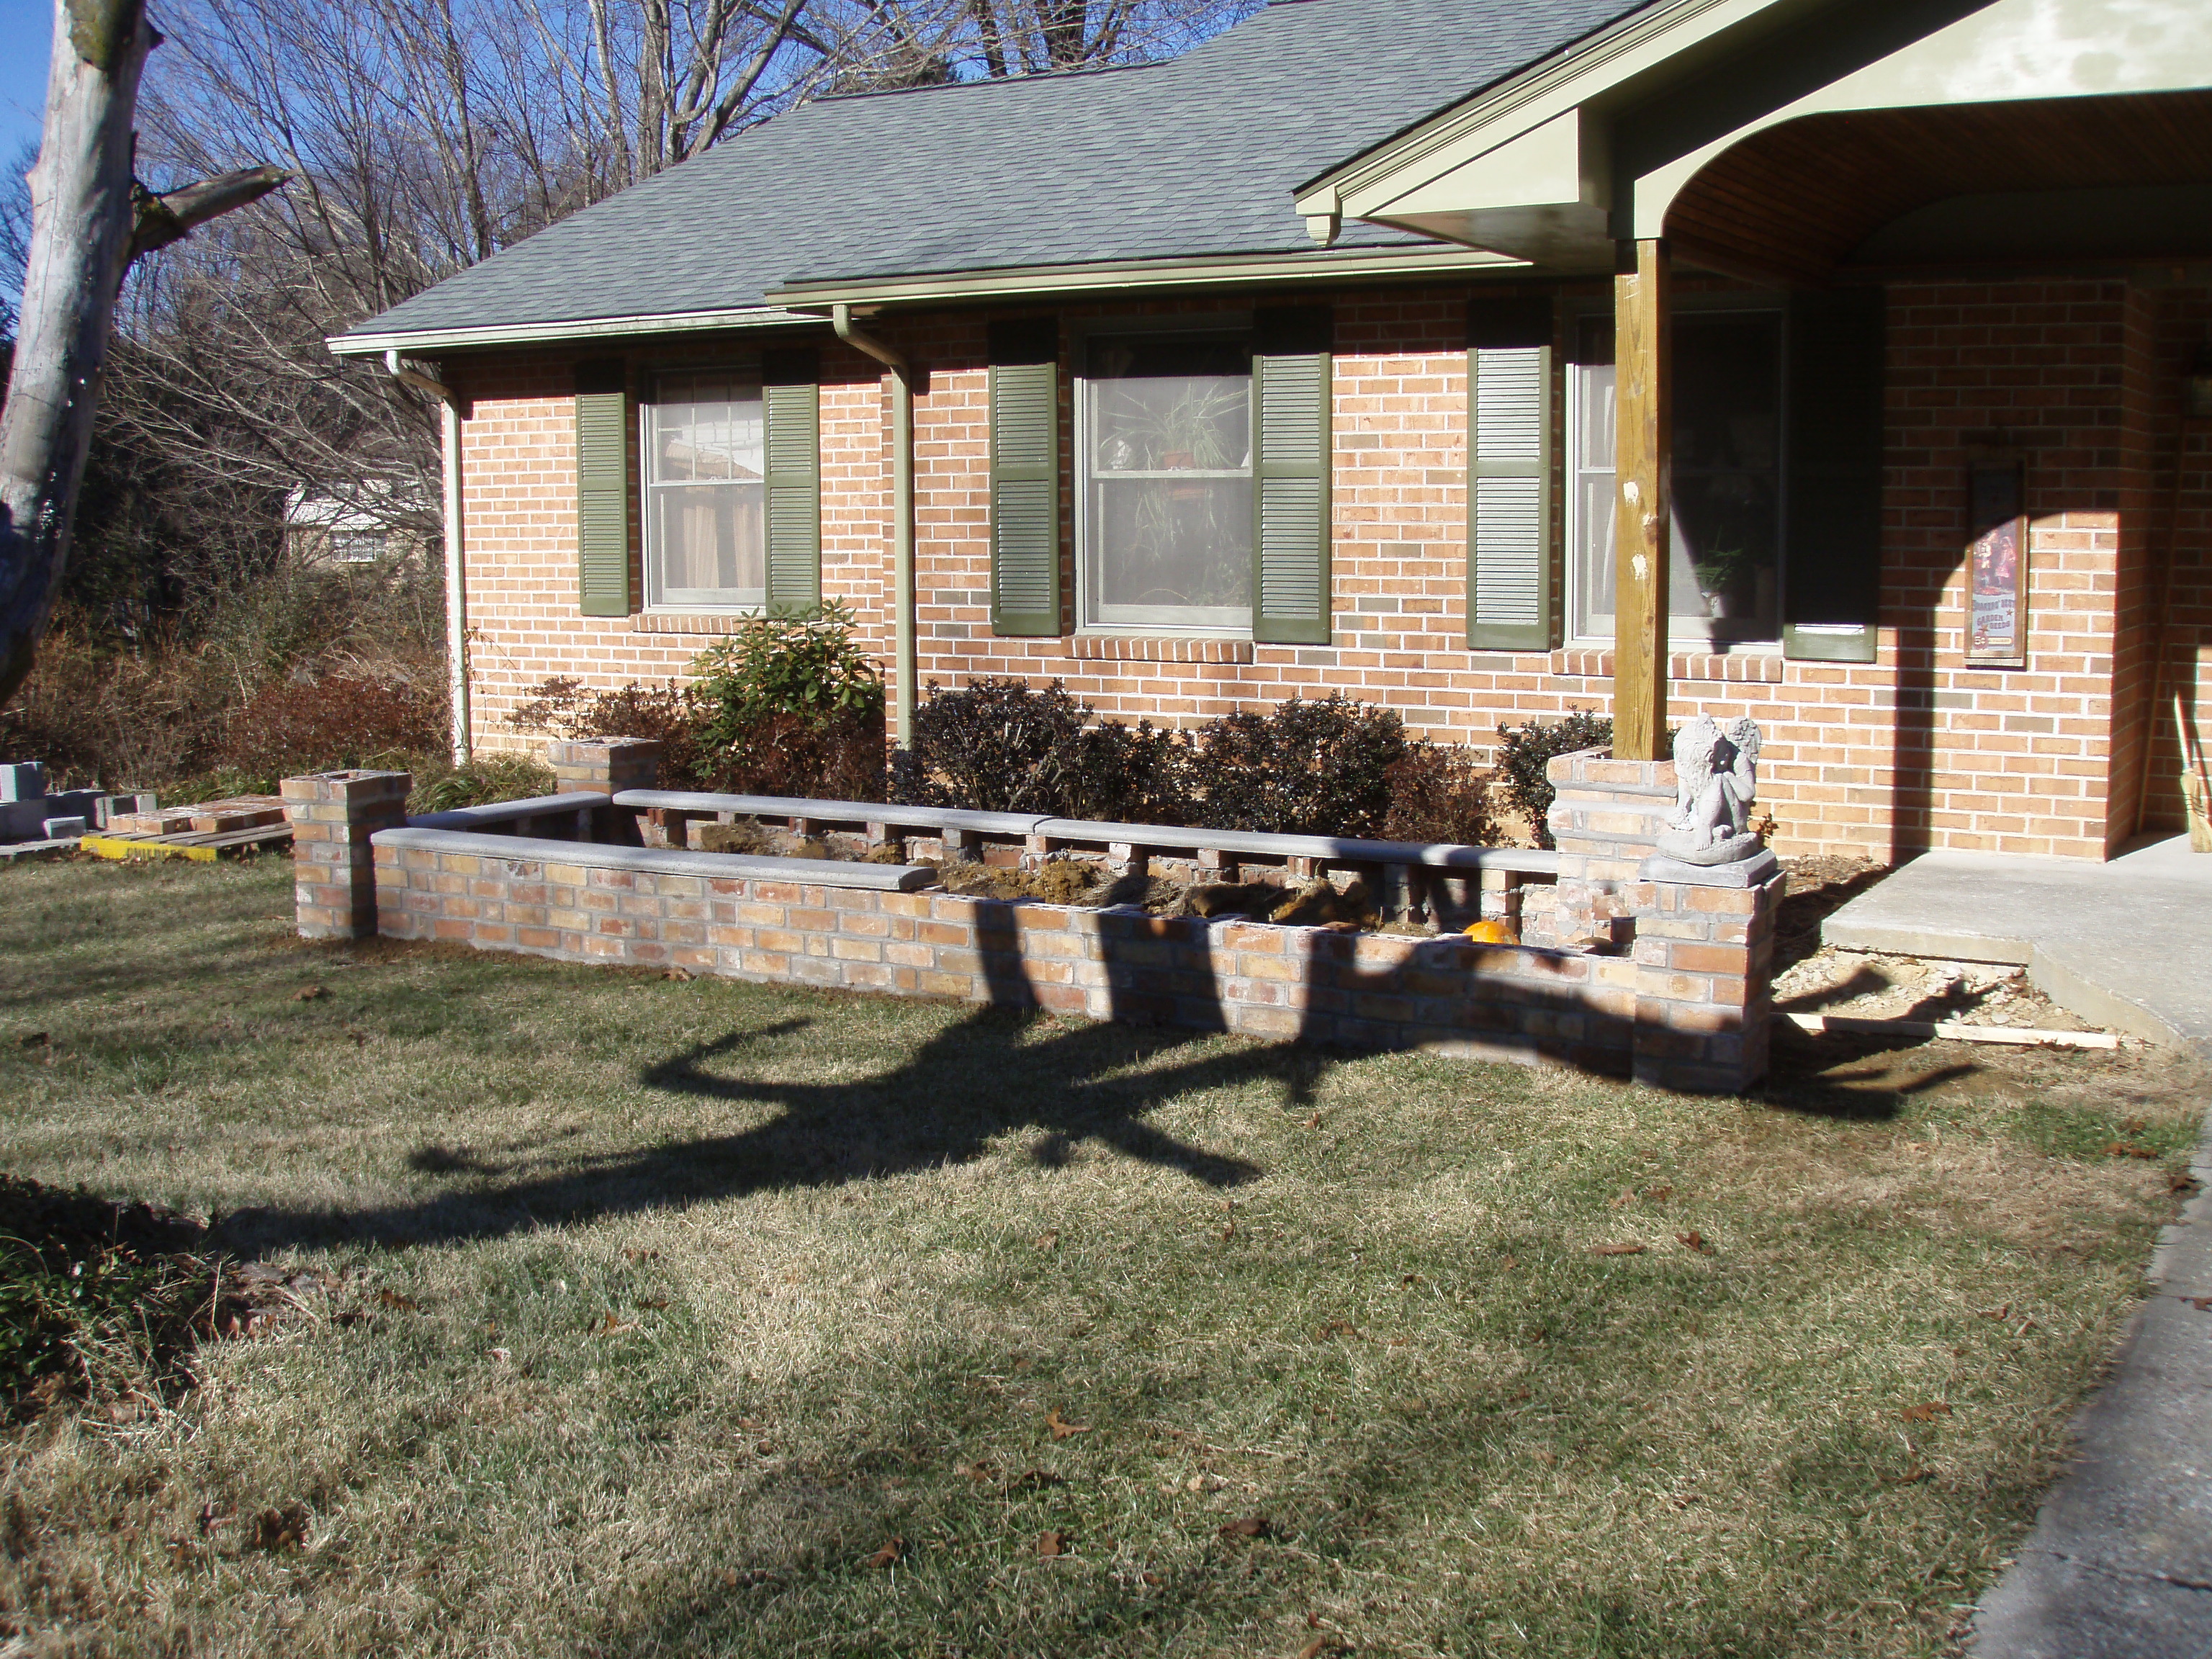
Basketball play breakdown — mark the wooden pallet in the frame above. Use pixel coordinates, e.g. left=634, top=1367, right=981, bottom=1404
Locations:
left=107, top=795, right=288, bottom=837
left=79, top=822, right=294, bottom=863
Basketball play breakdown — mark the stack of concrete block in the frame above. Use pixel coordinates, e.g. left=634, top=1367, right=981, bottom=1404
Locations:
left=0, top=762, right=148, bottom=860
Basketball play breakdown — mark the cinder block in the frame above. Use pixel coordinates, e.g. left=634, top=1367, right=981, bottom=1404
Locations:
left=40, top=817, right=87, bottom=840
left=0, top=763, right=45, bottom=802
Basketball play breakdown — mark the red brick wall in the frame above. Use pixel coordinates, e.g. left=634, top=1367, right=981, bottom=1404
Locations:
left=448, top=277, right=2162, bottom=863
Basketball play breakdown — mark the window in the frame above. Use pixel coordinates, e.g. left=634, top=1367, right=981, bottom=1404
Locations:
left=1566, top=307, right=1784, bottom=647
left=1079, top=333, right=1253, bottom=632
left=327, top=530, right=387, bottom=565
left=644, top=373, right=765, bottom=610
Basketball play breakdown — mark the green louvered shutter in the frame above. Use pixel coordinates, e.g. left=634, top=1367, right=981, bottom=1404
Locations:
left=989, top=318, right=1061, bottom=636
left=1467, top=298, right=1556, bottom=650
left=574, top=358, right=633, bottom=616
left=1251, top=306, right=1332, bottom=645
left=763, top=349, right=821, bottom=615
left=1783, top=289, right=1884, bottom=662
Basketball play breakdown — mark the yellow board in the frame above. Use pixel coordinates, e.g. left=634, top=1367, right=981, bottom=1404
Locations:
left=78, top=834, right=219, bottom=863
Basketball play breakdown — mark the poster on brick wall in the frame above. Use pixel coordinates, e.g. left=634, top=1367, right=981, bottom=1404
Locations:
left=1966, top=459, right=2028, bottom=668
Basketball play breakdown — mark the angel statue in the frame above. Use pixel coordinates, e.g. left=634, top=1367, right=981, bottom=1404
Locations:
left=1655, top=714, right=1763, bottom=866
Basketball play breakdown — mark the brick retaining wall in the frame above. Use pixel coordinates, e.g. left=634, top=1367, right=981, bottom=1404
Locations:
left=290, top=742, right=1779, bottom=1093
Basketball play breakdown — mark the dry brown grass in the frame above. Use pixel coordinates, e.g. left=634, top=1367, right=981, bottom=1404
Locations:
left=0, top=855, right=2198, bottom=1657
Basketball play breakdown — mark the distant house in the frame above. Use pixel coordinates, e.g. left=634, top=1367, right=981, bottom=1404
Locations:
left=331, top=0, right=2212, bottom=862
left=283, top=485, right=428, bottom=570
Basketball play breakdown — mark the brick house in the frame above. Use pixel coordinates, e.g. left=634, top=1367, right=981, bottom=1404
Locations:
left=331, top=0, right=2212, bottom=863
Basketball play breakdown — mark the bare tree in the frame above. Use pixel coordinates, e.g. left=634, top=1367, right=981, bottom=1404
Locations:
left=0, top=0, right=282, bottom=708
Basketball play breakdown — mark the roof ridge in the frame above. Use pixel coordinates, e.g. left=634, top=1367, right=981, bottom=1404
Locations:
left=810, top=55, right=1167, bottom=109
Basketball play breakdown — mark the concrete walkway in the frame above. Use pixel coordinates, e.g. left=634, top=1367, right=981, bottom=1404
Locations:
left=1822, top=835, right=2212, bottom=1655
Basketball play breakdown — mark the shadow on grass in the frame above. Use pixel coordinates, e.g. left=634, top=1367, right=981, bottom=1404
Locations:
left=218, top=1007, right=1274, bottom=1253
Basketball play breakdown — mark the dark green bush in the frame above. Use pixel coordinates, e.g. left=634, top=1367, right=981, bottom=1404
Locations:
left=1382, top=743, right=1495, bottom=846
left=891, top=678, right=1191, bottom=821
left=1190, top=693, right=1407, bottom=837
left=688, top=604, right=884, bottom=744
left=1494, top=709, right=1614, bottom=848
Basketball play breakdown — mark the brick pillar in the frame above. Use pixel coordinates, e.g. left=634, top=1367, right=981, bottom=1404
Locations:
left=1620, top=871, right=1782, bottom=1094
left=282, top=769, right=412, bottom=939
left=1542, top=747, right=1676, bottom=948
left=548, top=737, right=663, bottom=795
left=547, top=738, right=662, bottom=845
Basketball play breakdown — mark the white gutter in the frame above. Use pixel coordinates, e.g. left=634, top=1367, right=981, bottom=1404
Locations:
left=828, top=305, right=917, bottom=751
left=383, top=350, right=472, bottom=764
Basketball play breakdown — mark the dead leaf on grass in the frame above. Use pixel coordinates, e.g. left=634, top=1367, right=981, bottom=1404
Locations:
left=662, top=969, right=691, bottom=981
left=1607, top=1190, right=1638, bottom=1209
left=2105, top=1143, right=2158, bottom=1160
left=292, top=985, right=328, bottom=1002
left=1010, top=1468, right=1066, bottom=1491
left=955, top=1462, right=999, bottom=1482
left=634, top=1298, right=669, bottom=1310
left=1046, top=1408, right=1090, bottom=1439
left=865, top=1538, right=902, bottom=1569
left=1298, top=1639, right=1350, bottom=1659
left=1645, top=1184, right=1673, bottom=1202
left=622, top=1248, right=661, bottom=1263
left=595, top=1311, right=638, bottom=1336
left=1884, top=1464, right=1932, bottom=1485
left=375, top=1289, right=420, bottom=1313
left=1401, top=1273, right=1424, bottom=1286
left=1313, top=1318, right=1358, bottom=1340
left=249, top=1503, right=310, bottom=1552
left=1591, top=1243, right=1645, bottom=1257
left=2171, top=1173, right=2203, bottom=1197
left=1901, top=1401, right=1954, bottom=1424
left=1033, top=1230, right=1060, bottom=1251
left=1676, top=1231, right=1713, bottom=1254
left=1498, top=1254, right=1518, bottom=1272
left=1035, top=1529, right=1069, bottom=1557
left=1979, top=1304, right=2012, bottom=1321
left=1217, top=1516, right=1271, bottom=1540
left=2180, top=1295, right=2212, bottom=1313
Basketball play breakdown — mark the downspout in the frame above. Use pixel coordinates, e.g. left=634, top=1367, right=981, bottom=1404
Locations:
left=383, top=350, right=472, bottom=763
left=830, top=305, right=917, bottom=749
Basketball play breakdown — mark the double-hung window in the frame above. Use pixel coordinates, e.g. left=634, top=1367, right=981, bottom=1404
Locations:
left=1565, top=306, right=1784, bottom=648
left=643, top=372, right=767, bottom=611
left=1079, top=333, right=1254, bottom=633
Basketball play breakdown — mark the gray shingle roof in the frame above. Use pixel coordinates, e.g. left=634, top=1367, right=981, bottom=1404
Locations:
left=343, top=0, right=1652, bottom=342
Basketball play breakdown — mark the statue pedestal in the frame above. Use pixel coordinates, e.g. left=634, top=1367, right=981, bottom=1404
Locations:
left=1539, top=746, right=1780, bottom=1094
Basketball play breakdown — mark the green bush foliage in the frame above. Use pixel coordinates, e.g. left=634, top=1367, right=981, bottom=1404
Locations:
left=1190, top=693, right=1408, bottom=837
left=1494, top=709, right=1614, bottom=848
left=405, top=752, right=560, bottom=814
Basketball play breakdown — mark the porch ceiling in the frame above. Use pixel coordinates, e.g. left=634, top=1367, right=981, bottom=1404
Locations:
left=1665, top=88, right=2212, bottom=284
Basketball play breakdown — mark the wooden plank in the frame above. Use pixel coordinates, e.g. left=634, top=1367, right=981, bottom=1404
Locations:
left=1780, top=1012, right=2118, bottom=1051
left=1611, top=237, right=1671, bottom=763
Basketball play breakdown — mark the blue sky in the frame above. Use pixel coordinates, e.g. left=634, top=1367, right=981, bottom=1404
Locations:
left=1, top=0, right=49, bottom=166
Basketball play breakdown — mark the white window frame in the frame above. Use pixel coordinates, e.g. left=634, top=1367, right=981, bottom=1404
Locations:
left=1563, top=295, right=1790, bottom=652
left=1073, top=315, right=1256, bottom=638
left=641, top=370, right=768, bottom=614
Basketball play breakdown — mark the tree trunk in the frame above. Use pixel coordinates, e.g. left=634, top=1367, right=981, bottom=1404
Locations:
left=0, top=0, right=284, bottom=711
left=0, top=0, right=156, bottom=710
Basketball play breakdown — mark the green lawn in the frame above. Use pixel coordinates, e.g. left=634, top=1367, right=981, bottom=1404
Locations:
left=0, top=854, right=2199, bottom=1658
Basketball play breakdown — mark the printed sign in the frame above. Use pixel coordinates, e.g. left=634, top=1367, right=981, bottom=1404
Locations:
left=1966, top=460, right=2028, bottom=667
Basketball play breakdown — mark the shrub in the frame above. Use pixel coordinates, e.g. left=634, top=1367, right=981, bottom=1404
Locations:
left=1494, top=709, right=1613, bottom=848
left=1382, top=744, right=1496, bottom=846
left=1190, top=693, right=1406, bottom=837
left=405, top=752, right=559, bottom=814
left=891, top=678, right=1191, bottom=820
left=217, top=673, right=445, bottom=783
left=688, top=603, right=884, bottom=737
left=508, top=677, right=707, bottom=785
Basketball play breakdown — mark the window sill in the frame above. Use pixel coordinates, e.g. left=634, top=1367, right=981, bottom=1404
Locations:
left=632, top=612, right=760, bottom=635
left=1552, top=647, right=1785, bottom=684
left=1069, top=634, right=1255, bottom=664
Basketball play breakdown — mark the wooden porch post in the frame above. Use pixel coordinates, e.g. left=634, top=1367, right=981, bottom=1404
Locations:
left=1611, top=238, right=1671, bottom=760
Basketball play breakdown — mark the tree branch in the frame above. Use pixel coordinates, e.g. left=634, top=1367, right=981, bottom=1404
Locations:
left=127, top=164, right=289, bottom=264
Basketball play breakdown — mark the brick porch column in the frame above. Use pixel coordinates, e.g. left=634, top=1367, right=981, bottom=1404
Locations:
left=282, top=769, right=412, bottom=939
left=1621, top=873, right=1781, bottom=1094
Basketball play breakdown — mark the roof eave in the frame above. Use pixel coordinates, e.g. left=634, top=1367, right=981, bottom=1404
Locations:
left=325, top=305, right=826, bottom=358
